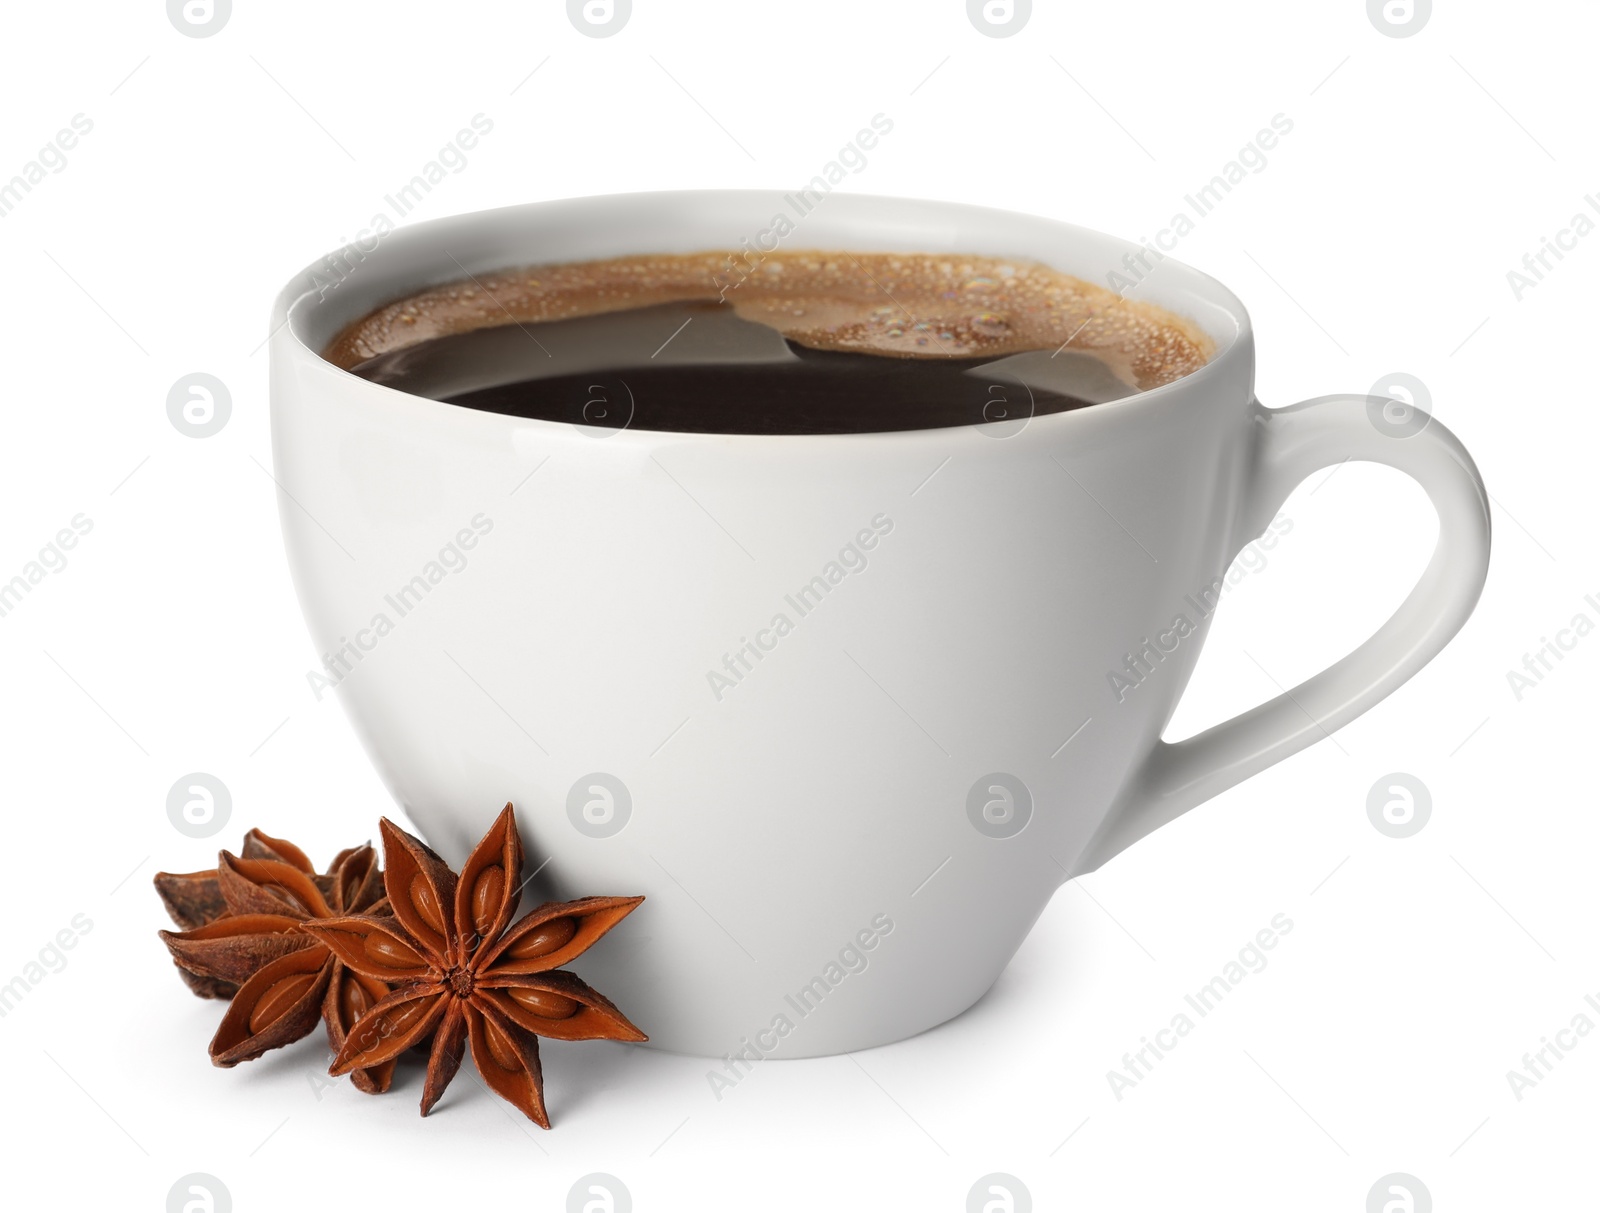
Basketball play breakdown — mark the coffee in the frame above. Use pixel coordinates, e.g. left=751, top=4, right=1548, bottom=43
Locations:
left=326, top=251, right=1213, bottom=435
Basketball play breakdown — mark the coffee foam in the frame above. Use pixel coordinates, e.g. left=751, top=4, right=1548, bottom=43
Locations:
left=323, top=250, right=1214, bottom=390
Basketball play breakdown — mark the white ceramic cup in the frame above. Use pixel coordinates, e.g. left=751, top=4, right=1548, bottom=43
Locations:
left=270, top=191, right=1490, bottom=1058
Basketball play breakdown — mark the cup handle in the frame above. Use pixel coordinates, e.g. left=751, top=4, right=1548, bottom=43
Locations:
left=1075, top=393, right=1491, bottom=873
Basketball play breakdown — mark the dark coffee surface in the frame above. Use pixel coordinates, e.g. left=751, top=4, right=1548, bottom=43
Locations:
left=328, top=251, right=1216, bottom=431
left=349, top=300, right=1134, bottom=435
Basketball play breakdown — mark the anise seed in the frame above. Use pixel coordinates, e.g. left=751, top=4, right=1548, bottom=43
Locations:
left=506, top=987, right=578, bottom=1019
left=340, top=978, right=372, bottom=1025
left=364, top=932, right=425, bottom=969
left=410, top=873, right=446, bottom=933
left=506, top=917, right=576, bottom=960
left=482, top=1018, right=521, bottom=1071
left=250, top=972, right=319, bottom=1033
left=471, top=866, right=504, bottom=938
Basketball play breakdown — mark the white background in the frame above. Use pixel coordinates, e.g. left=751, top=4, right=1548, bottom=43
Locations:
left=0, top=1, right=1593, bottom=1209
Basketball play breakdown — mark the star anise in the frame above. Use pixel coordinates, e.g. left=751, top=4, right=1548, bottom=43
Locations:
left=157, top=832, right=397, bottom=1092
left=154, top=829, right=318, bottom=998
left=304, top=805, right=646, bottom=1127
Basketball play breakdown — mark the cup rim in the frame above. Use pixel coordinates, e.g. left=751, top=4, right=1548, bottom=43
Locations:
left=271, top=189, right=1253, bottom=440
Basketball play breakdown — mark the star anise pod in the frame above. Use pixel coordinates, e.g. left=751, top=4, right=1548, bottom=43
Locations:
left=304, top=805, right=646, bottom=1127
left=157, top=833, right=397, bottom=1092
left=154, top=829, right=319, bottom=997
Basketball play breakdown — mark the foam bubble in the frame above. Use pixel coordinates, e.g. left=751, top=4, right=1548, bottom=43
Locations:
left=323, top=250, right=1214, bottom=390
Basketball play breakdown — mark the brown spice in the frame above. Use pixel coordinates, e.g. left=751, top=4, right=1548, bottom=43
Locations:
left=154, top=829, right=313, bottom=996
left=156, top=832, right=396, bottom=1092
left=305, top=805, right=646, bottom=1127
